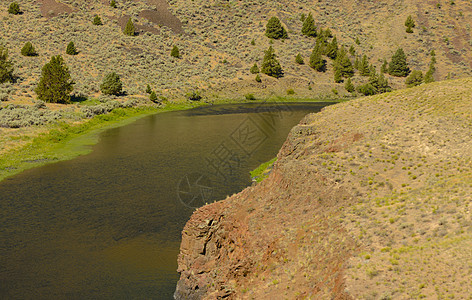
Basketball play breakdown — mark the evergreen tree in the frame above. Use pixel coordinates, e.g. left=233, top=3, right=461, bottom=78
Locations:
left=354, top=56, right=359, bottom=69
left=66, top=41, right=78, bottom=55
left=380, top=59, right=388, bottom=73
left=377, top=72, right=391, bottom=93
left=344, top=78, right=355, bottom=93
left=93, top=15, right=103, bottom=25
left=424, top=52, right=436, bottom=83
left=349, top=45, right=355, bottom=56
left=255, top=74, right=261, bottom=82
left=326, top=36, right=338, bottom=60
left=146, top=84, right=152, bottom=94
left=405, top=70, right=423, bottom=87
left=123, top=18, right=135, bottom=36
left=250, top=63, right=260, bottom=74
left=355, top=37, right=360, bottom=45
left=110, top=0, right=116, bottom=8
left=149, top=91, right=158, bottom=102
left=35, top=55, right=74, bottom=104
left=324, top=28, right=333, bottom=38
left=359, top=55, right=370, bottom=76
left=265, top=16, right=288, bottom=39
left=0, top=45, right=14, bottom=83
left=260, top=46, right=284, bottom=78
left=295, top=53, right=304, bottom=64
left=405, top=15, right=415, bottom=33
left=334, top=68, right=342, bottom=83
left=171, top=45, right=180, bottom=58
left=21, top=42, right=37, bottom=56
left=309, top=41, right=326, bottom=72
left=301, top=13, right=316, bottom=37
left=8, top=2, right=20, bottom=15
left=388, top=48, right=410, bottom=77
left=334, top=46, right=354, bottom=79
left=100, top=72, right=122, bottom=95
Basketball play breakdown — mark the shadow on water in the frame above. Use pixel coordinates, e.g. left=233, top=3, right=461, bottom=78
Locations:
left=0, top=102, right=332, bottom=298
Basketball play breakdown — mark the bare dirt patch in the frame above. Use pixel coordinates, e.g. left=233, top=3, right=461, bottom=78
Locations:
left=37, top=0, right=75, bottom=19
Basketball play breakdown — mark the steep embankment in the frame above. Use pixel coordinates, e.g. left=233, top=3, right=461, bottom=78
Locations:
left=176, top=78, right=472, bottom=299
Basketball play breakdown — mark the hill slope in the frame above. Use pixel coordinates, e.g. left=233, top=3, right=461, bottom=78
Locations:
left=0, top=0, right=471, bottom=102
left=176, top=78, right=472, bottom=299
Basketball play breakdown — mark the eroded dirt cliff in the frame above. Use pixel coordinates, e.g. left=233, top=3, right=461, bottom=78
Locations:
left=176, top=78, right=472, bottom=299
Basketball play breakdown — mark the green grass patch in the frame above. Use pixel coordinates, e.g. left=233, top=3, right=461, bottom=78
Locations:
left=250, top=157, right=277, bottom=182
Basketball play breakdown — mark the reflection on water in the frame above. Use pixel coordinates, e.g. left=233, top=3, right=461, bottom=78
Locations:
left=0, top=102, right=331, bottom=298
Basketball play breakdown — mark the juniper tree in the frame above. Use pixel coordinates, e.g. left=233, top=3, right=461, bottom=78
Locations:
left=380, top=59, right=388, bottom=73
left=334, top=46, right=354, bottom=79
left=359, top=55, right=370, bottom=76
left=326, top=36, right=338, bottom=60
left=21, top=42, right=37, bottom=56
left=309, top=41, right=326, bottom=72
left=146, top=84, right=152, bottom=94
left=301, top=13, right=316, bottom=37
left=405, top=15, right=415, bottom=33
left=66, top=41, right=78, bottom=55
left=344, top=78, right=355, bottom=93
left=424, top=52, right=436, bottom=83
left=349, top=45, right=355, bottom=56
left=100, top=72, right=122, bottom=95
left=35, top=55, right=74, bottom=104
left=123, top=18, right=135, bottom=36
left=0, top=45, right=14, bottom=83
left=250, top=63, right=260, bottom=74
left=265, top=16, right=288, bottom=39
left=260, top=46, right=284, bottom=78
left=93, top=15, right=103, bottom=25
left=295, top=53, right=304, bottom=64
left=171, top=45, right=180, bottom=58
left=405, top=70, right=423, bottom=87
left=388, top=48, right=410, bottom=77
left=149, top=91, right=158, bottom=102
left=8, top=2, right=20, bottom=15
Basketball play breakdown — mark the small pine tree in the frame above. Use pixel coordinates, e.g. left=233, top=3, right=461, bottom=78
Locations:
left=93, top=15, right=103, bottom=25
left=260, top=46, right=284, bottom=78
left=334, top=68, right=342, bottom=83
left=21, top=42, right=37, bottom=56
left=301, top=13, right=317, bottom=37
left=110, top=0, right=116, bottom=8
left=250, top=63, right=260, bottom=74
left=255, top=74, right=261, bottom=82
left=309, top=42, right=326, bottom=72
left=334, top=46, right=354, bottom=79
left=250, top=39, right=255, bottom=46
left=405, top=15, right=416, bottom=28
left=345, top=78, right=355, bottom=93
left=123, top=18, right=135, bottom=36
left=66, top=41, right=78, bottom=55
left=100, top=72, right=122, bottom=95
left=405, top=70, right=423, bottom=87
left=388, top=48, right=410, bottom=77
left=359, top=55, right=370, bottom=76
left=326, top=36, right=338, bottom=60
left=265, top=16, right=288, bottom=39
left=146, top=84, right=152, bottom=94
left=424, top=53, right=436, bottom=83
left=0, top=45, right=14, bottom=83
left=380, top=59, right=388, bottom=73
left=171, top=45, right=180, bottom=58
left=149, top=91, right=158, bottom=102
left=35, top=55, right=74, bottom=104
left=295, top=53, right=304, bottom=65
left=8, top=2, right=20, bottom=15
left=355, top=37, right=360, bottom=45
left=349, top=45, right=355, bottom=56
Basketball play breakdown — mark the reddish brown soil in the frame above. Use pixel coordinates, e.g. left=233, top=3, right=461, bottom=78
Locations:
left=37, top=0, right=75, bottom=19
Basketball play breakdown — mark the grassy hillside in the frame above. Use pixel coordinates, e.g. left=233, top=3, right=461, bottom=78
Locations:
left=0, top=0, right=471, bottom=103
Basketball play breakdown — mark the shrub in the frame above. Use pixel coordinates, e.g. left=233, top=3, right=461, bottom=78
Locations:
left=295, top=53, right=304, bottom=65
left=301, top=13, right=316, bottom=37
left=260, top=46, right=283, bottom=78
left=405, top=70, right=423, bottom=87
left=405, top=15, right=415, bottom=33
left=123, top=18, right=135, bottom=36
left=21, top=42, right=37, bottom=56
left=0, top=46, right=14, bottom=83
left=286, top=88, right=295, bottom=95
left=93, top=15, right=103, bottom=25
left=245, top=93, right=256, bottom=100
left=250, top=63, right=259, bottom=74
left=149, top=91, right=158, bottom=102
left=171, top=45, right=180, bottom=58
left=344, top=78, right=355, bottom=93
left=8, top=2, right=20, bottom=15
left=66, top=41, right=78, bottom=55
left=265, top=16, right=287, bottom=39
left=110, top=0, right=116, bottom=8
left=35, top=55, right=74, bottom=104
left=0, top=104, right=62, bottom=128
left=146, top=84, right=152, bottom=94
left=187, top=90, right=202, bottom=101
left=100, top=72, right=122, bottom=95
left=255, top=74, right=261, bottom=82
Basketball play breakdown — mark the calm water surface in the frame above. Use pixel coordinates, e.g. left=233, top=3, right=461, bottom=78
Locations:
left=0, top=102, right=331, bottom=299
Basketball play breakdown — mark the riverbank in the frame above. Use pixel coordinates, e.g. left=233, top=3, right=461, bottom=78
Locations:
left=0, top=96, right=344, bottom=183
left=175, top=78, right=472, bottom=299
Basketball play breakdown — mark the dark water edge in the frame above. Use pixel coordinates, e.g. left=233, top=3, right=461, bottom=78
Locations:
left=0, top=102, right=332, bottom=299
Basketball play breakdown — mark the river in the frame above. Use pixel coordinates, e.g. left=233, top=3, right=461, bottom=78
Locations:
left=0, top=102, right=331, bottom=299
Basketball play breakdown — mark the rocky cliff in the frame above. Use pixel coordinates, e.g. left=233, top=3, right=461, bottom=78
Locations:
left=175, top=78, right=472, bottom=299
